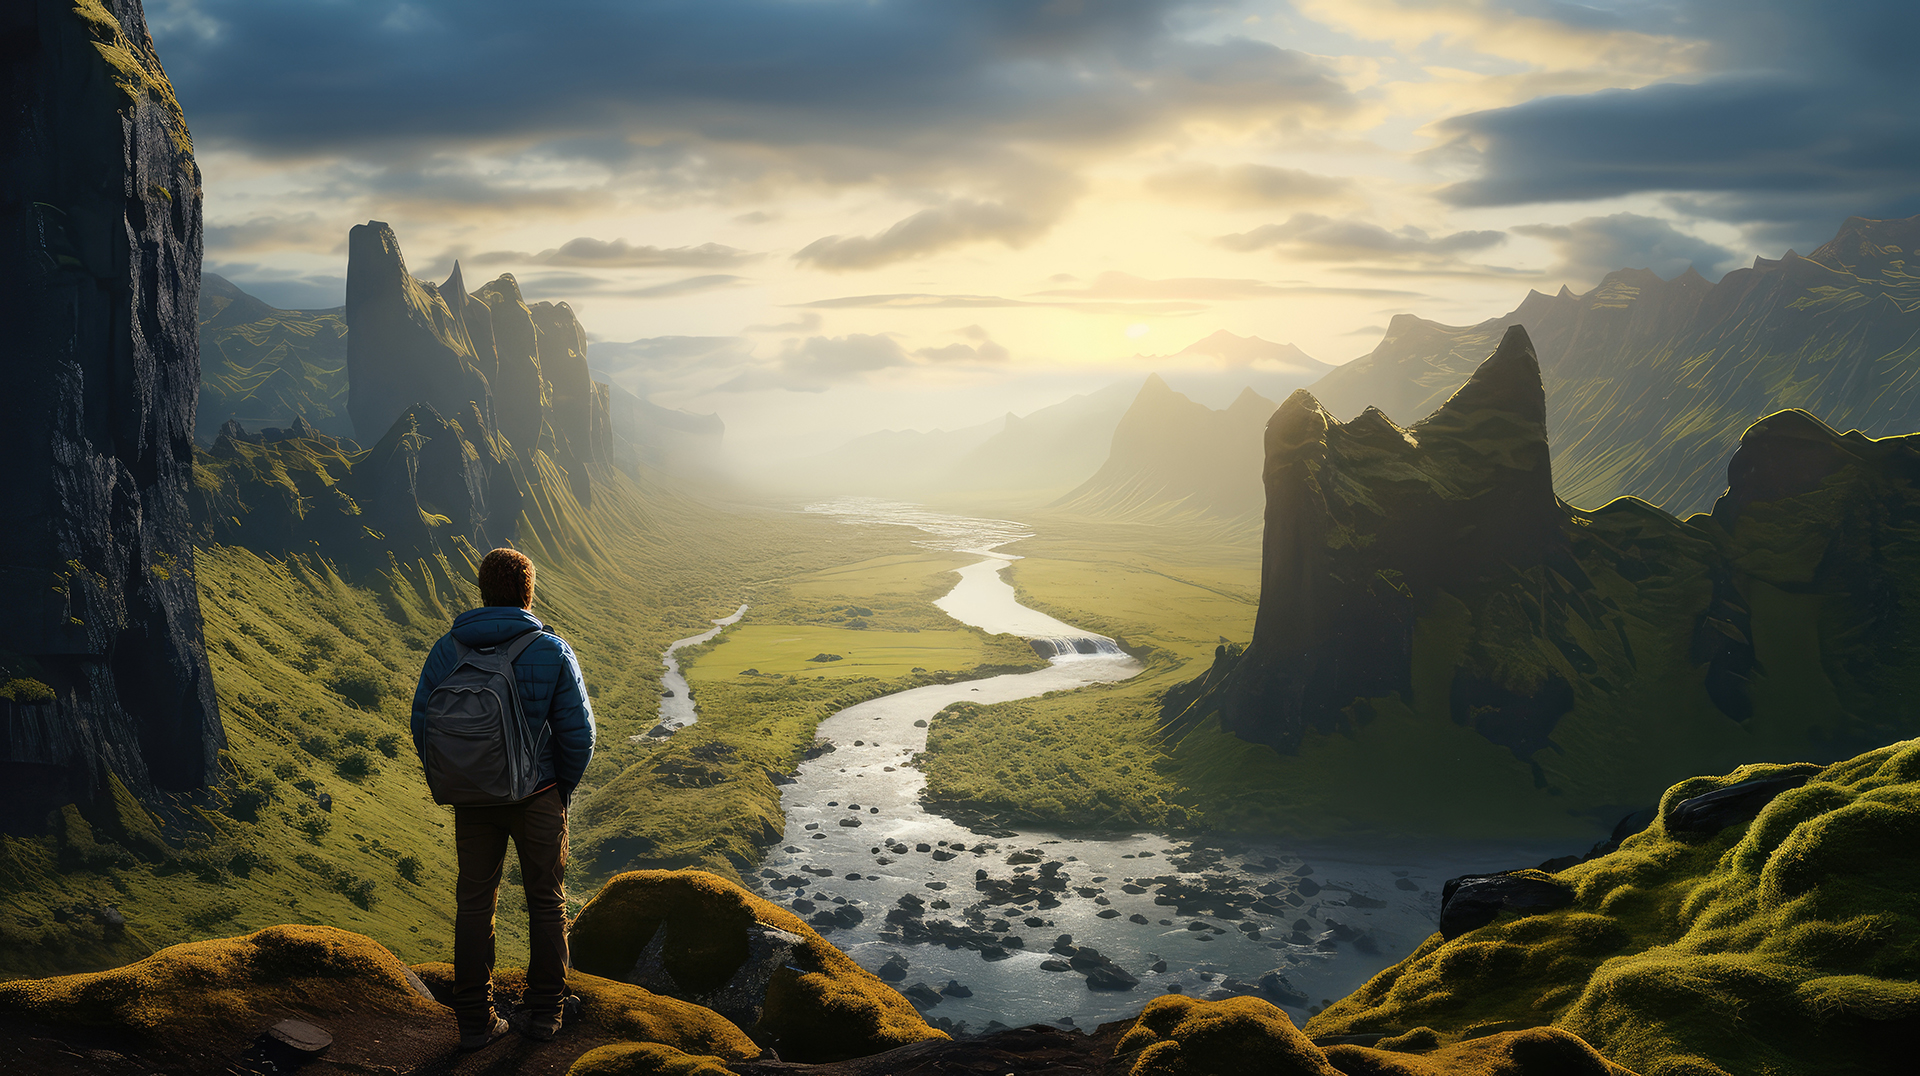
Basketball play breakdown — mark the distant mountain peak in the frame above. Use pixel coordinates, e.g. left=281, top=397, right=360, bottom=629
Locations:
left=1172, top=330, right=1326, bottom=371
left=1430, top=324, right=1547, bottom=429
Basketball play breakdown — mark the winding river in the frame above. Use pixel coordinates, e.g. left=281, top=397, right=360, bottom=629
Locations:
left=691, top=500, right=1565, bottom=1034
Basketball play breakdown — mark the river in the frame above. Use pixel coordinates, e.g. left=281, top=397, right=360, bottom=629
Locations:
left=707, top=499, right=1566, bottom=1034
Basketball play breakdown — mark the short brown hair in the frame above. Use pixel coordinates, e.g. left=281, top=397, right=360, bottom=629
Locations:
left=478, top=548, right=535, bottom=608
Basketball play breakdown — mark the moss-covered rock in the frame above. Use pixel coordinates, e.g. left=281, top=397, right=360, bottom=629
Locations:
left=411, top=961, right=757, bottom=1061
left=1117, top=994, right=1340, bottom=1076
left=567, top=1041, right=736, bottom=1076
left=0, top=924, right=440, bottom=1045
left=569, top=869, right=943, bottom=1062
left=1307, top=741, right=1920, bottom=1076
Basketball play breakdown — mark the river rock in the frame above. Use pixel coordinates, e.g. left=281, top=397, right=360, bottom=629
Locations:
left=1439, top=871, right=1574, bottom=939
left=1, top=0, right=225, bottom=833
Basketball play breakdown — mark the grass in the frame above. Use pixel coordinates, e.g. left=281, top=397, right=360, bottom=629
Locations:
left=0, top=461, right=936, bottom=981
left=582, top=548, right=1046, bottom=878
left=1305, top=741, right=1920, bottom=1076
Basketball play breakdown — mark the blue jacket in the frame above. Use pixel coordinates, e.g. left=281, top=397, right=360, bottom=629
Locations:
left=411, top=606, right=596, bottom=796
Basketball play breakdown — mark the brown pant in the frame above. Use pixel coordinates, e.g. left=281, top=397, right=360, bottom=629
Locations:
left=452, top=786, right=569, bottom=1032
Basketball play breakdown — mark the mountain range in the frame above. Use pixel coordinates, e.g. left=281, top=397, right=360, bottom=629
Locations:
left=1311, top=216, right=1920, bottom=515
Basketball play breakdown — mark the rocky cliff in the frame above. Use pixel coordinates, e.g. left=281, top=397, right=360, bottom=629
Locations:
left=0, top=0, right=222, bottom=831
left=343, top=223, right=495, bottom=444
left=1167, top=324, right=1920, bottom=823
left=1310, top=216, right=1920, bottom=514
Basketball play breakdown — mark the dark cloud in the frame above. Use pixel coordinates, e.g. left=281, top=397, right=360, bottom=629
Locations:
left=1144, top=163, right=1352, bottom=207
left=1512, top=213, right=1736, bottom=284
left=1217, top=214, right=1506, bottom=261
left=154, top=2, right=1351, bottom=163
left=1428, top=0, right=1920, bottom=237
left=154, top=1, right=1354, bottom=252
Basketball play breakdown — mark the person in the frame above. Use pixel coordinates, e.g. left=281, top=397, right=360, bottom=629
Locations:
left=410, top=547, right=595, bottom=1050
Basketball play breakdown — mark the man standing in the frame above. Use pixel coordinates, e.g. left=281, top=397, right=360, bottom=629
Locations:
left=411, top=548, right=595, bottom=1049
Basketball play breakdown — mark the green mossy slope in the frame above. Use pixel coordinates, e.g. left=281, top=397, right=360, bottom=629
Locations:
left=1307, top=741, right=1920, bottom=1076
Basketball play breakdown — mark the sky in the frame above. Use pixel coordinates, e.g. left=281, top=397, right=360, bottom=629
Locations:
left=151, top=0, right=1920, bottom=453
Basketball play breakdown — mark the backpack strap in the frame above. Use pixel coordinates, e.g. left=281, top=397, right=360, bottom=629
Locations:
left=501, top=627, right=545, bottom=664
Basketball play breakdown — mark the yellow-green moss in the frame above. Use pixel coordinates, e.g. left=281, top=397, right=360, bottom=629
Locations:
left=567, top=1042, right=736, bottom=1076
left=0, top=924, right=438, bottom=1037
left=1307, top=742, right=1920, bottom=1076
left=411, top=961, right=757, bottom=1061
left=568, top=870, right=942, bottom=1062
left=1115, top=995, right=1339, bottom=1076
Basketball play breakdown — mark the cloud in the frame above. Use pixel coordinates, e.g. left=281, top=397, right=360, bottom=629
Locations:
left=204, top=213, right=340, bottom=255
left=153, top=1, right=1357, bottom=243
left=795, top=193, right=1065, bottom=271
left=1144, top=163, right=1353, bottom=207
left=619, top=274, right=748, bottom=300
left=204, top=262, right=347, bottom=309
left=1512, top=213, right=1736, bottom=284
left=916, top=327, right=1009, bottom=363
left=720, top=334, right=913, bottom=393
left=1218, top=213, right=1506, bottom=261
left=747, top=312, right=823, bottom=334
left=798, top=293, right=1208, bottom=316
left=1034, top=271, right=1419, bottom=300
left=1421, top=0, right=1920, bottom=239
left=472, top=238, right=758, bottom=269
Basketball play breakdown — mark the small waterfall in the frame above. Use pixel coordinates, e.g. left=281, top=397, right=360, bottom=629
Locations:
left=1027, top=636, right=1125, bottom=659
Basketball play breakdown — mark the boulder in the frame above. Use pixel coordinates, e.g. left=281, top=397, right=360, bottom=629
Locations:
left=568, top=870, right=943, bottom=1062
left=1665, top=773, right=1812, bottom=835
left=1438, top=870, right=1573, bottom=940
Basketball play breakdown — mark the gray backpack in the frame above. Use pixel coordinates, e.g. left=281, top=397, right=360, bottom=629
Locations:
left=420, top=629, right=551, bottom=805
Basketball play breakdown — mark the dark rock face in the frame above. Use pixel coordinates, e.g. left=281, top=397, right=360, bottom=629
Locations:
left=0, top=0, right=223, bottom=830
left=1438, top=871, right=1573, bottom=939
left=343, top=223, right=493, bottom=443
left=472, top=274, right=548, bottom=456
left=1207, top=326, right=1568, bottom=752
left=344, top=402, right=519, bottom=559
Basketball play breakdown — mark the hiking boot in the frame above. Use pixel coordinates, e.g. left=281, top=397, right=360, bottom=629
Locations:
left=513, top=1008, right=562, bottom=1042
left=458, top=1016, right=510, bottom=1051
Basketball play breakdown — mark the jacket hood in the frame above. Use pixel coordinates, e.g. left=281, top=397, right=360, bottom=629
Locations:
left=450, top=606, right=544, bottom=648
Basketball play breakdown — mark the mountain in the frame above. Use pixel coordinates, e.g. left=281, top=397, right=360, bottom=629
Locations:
left=1166, top=324, right=1920, bottom=825
left=1309, top=215, right=1920, bottom=515
left=1050, top=375, right=1276, bottom=521
left=196, top=274, right=352, bottom=441
left=1154, top=330, right=1335, bottom=408
left=1, top=0, right=223, bottom=829
left=593, top=370, right=726, bottom=472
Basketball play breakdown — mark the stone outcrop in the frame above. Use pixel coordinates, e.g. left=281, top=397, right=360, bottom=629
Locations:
left=0, top=0, right=222, bottom=831
left=472, top=273, right=547, bottom=456
left=343, top=222, right=493, bottom=443
left=1162, top=320, right=1920, bottom=834
left=1203, top=326, right=1566, bottom=752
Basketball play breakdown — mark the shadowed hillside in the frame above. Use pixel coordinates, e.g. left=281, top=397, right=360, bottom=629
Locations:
left=1051, top=375, right=1275, bottom=523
